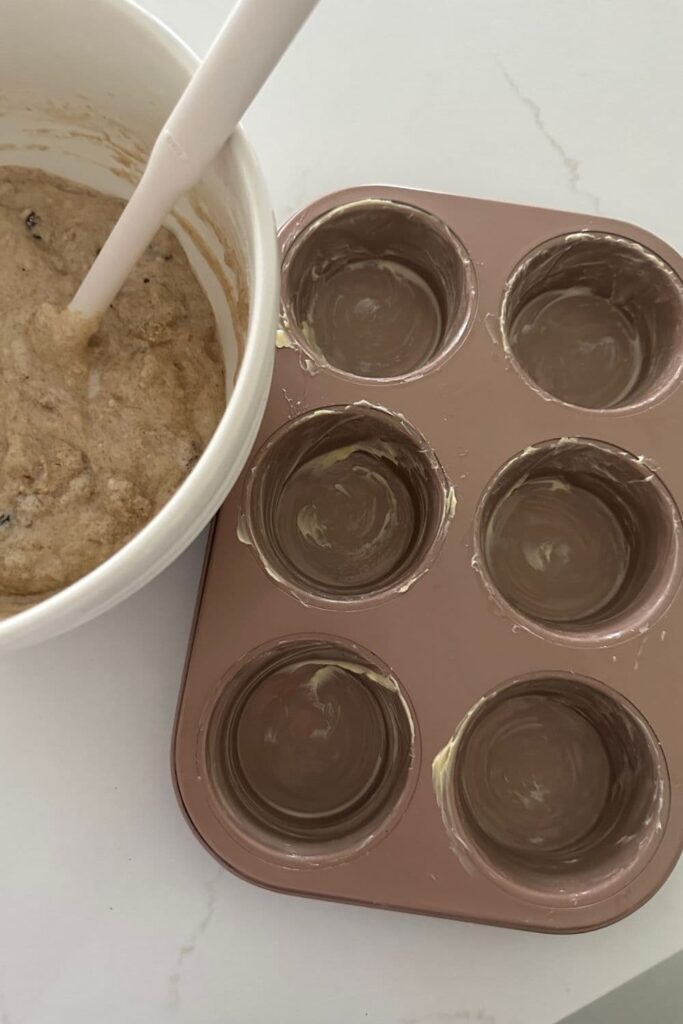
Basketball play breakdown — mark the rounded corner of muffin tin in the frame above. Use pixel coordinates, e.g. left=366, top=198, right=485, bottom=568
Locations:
left=431, top=671, right=671, bottom=913
left=499, top=230, right=683, bottom=414
left=277, top=190, right=478, bottom=384
left=178, top=634, right=420, bottom=872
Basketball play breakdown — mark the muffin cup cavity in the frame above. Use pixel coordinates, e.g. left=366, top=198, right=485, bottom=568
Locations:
left=501, top=233, right=683, bottom=410
left=474, top=439, right=681, bottom=643
left=433, top=675, right=670, bottom=907
left=241, top=405, right=454, bottom=607
left=204, top=637, right=416, bottom=864
left=280, top=200, right=476, bottom=380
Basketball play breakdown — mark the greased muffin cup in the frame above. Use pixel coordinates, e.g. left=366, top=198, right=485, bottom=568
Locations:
left=174, top=185, right=683, bottom=932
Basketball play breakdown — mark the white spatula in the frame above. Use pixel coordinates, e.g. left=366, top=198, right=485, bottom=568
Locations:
left=70, top=0, right=319, bottom=321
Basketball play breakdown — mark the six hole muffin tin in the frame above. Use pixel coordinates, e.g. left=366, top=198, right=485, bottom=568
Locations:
left=173, top=185, right=683, bottom=932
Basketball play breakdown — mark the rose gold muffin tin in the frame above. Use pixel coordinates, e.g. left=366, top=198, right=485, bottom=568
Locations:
left=173, top=185, right=683, bottom=932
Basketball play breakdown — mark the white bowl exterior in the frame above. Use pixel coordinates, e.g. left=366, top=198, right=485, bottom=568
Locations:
left=0, top=0, right=278, bottom=648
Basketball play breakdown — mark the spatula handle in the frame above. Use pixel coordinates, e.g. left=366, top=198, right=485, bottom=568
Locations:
left=70, top=0, right=319, bottom=320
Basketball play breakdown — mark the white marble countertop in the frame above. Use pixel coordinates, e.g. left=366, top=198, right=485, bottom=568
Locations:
left=1, top=1, right=682, bottom=1021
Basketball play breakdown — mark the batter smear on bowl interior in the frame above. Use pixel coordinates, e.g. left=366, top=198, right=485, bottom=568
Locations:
left=0, top=167, right=225, bottom=613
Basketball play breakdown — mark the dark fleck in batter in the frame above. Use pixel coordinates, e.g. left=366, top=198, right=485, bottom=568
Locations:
left=0, top=166, right=225, bottom=613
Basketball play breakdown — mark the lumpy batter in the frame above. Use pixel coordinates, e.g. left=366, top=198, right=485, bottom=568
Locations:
left=0, top=167, right=225, bottom=613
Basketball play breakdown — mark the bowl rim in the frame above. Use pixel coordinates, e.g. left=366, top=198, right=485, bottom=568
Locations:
left=0, top=0, right=279, bottom=649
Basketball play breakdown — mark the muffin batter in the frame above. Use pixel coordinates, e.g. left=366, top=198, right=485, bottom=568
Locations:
left=0, top=166, right=225, bottom=613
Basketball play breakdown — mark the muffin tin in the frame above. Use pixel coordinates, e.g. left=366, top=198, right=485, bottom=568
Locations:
left=173, top=185, right=683, bottom=932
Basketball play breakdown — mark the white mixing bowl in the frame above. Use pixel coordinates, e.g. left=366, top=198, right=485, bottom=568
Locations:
left=0, top=0, right=278, bottom=648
